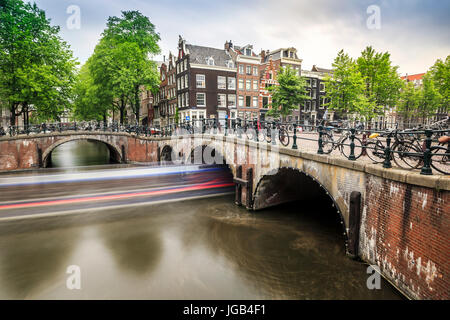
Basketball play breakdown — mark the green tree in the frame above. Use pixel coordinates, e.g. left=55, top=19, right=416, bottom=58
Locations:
left=397, top=81, right=419, bottom=126
left=0, top=0, right=77, bottom=125
left=416, top=73, right=441, bottom=124
left=72, top=61, right=112, bottom=122
left=324, top=50, right=369, bottom=119
left=356, top=46, right=403, bottom=119
left=267, top=66, right=309, bottom=118
left=429, top=55, right=450, bottom=117
left=88, top=10, right=160, bottom=125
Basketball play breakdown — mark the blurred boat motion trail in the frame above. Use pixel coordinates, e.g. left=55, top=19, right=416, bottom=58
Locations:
left=0, top=164, right=234, bottom=220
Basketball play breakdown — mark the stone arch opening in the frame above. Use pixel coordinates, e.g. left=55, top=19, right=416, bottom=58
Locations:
left=188, top=144, right=227, bottom=166
left=160, top=145, right=173, bottom=163
left=252, top=167, right=349, bottom=246
left=43, top=138, right=122, bottom=168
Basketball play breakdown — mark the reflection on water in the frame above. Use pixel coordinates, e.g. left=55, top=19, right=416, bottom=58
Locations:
left=49, top=140, right=111, bottom=168
left=0, top=196, right=403, bottom=300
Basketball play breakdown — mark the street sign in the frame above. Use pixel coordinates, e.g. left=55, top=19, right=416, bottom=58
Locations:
left=225, top=114, right=228, bottom=119
left=186, top=116, right=190, bottom=121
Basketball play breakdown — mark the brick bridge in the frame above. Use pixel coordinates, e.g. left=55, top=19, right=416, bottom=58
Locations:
left=0, top=131, right=448, bottom=300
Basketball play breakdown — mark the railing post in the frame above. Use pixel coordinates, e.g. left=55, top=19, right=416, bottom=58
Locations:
left=348, top=128, right=356, bottom=161
left=237, top=118, right=242, bottom=139
left=420, top=129, right=433, bottom=175
left=317, top=125, right=324, bottom=154
left=292, top=123, right=298, bottom=150
left=213, top=118, right=218, bottom=135
left=271, top=121, right=276, bottom=145
left=253, top=119, right=258, bottom=142
left=383, top=134, right=392, bottom=168
left=224, top=118, right=228, bottom=137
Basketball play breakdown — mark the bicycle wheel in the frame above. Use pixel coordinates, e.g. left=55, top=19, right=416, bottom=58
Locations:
left=279, top=129, right=290, bottom=146
left=431, top=146, right=449, bottom=175
left=321, top=133, right=334, bottom=154
left=364, top=141, right=384, bottom=163
left=257, top=129, right=266, bottom=142
left=341, top=136, right=364, bottom=159
left=392, top=141, right=422, bottom=170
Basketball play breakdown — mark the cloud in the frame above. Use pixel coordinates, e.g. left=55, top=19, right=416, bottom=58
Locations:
left=32, top=0, right=450, bottom=74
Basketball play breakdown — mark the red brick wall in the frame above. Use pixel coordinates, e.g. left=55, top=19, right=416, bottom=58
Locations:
left=361, top=175, right=449, bottom=299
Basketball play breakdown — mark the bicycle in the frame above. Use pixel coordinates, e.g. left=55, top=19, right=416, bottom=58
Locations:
left=364, top=129, right=423, bottom=169
left=430, top=135, right=449, bottom=175
left=320, top=126, right=364, bottom=159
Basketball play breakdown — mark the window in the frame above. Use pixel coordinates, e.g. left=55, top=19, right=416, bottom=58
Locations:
left=246, top=65, right=251, bottom=75
left=306, top=79, right=311, bottom=86
left=238, top=79, right=244, bottom=90
left=263, top=97, right=268, bottom=108
left=312, top=90, right=316, bottom=99
left=183, top=59, right=187, bottom=71
left=218, top=94, right=226, bottom=107
left=218, top=76, right=226, bottom=89
left=312, top=100, right=316, bottom=111
left=253, top=67, right=258, bottom=76
left=239, top=64, right=244, bottom=74
left=238, top=96, right=244, bottom=107
left=227, top=60, right=234, bottom=68
left=246, top=96, right=251, bottom=107
left=228, top=77, right=236, bottom=90
left=312, top=79, right=317, bottom=87
left=184, top=75, right=188, bottom=88
left=319, top=82, right=325, bottom=92
left=207, top=57, right=214, bottom=66
left=196, top=74, right=205, bottom=88
left=252, top=96, right=258, bottom=107
left=186, top=92, right=189, bottom=107
left=228, top=95, right=236, bottom=108
left=253, top=80, right=258, bottom=91
left=196, top=93, right=206, bottom=106
left=246, top=80, right=251, bottom=90
left=245, top=48, right=251, bottom=56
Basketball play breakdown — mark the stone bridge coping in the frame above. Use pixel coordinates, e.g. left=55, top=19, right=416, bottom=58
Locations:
left=2, top=131, right=449, bottom=191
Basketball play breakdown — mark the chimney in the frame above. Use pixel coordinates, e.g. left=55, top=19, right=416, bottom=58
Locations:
left=163, top=55, right=166, bottom=62
left=225, top=40, right=233, bottom=51
left=260, top=49, right=266, bottom=62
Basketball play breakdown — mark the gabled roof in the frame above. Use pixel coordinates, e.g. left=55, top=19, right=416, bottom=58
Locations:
left=186, top=44, right=233, bottom=68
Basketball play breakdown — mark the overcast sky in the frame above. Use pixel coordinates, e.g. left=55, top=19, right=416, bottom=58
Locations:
left=33, top=0, right=450, bottom=75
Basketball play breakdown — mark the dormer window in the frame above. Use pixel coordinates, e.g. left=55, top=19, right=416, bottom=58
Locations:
left=226, top=60, right=234, bottom=68
left=245, top=48, right=251, bottom=56
left=207, top=57, right=215, bottom=66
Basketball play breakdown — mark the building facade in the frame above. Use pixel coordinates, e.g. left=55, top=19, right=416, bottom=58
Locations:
left=259, top=48, right=303, bottom=121
left=176, top=36, right=237, bottom=126
left=225, top=41, right=260, bottom=122
left=300, top=65, right=333, bottom=125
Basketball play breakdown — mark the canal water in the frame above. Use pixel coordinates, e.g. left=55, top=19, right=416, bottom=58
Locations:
left=0, top=140, right=403, bottom=299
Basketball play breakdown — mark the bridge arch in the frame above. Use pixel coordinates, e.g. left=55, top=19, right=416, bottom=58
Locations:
left=252, top=167, right=349, bottom=245
left=42, top=136, right=123, bottom=167
left=160, top=145, right=173, bottom=163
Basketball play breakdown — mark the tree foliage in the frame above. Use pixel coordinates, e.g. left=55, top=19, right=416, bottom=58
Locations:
left=429, top=55, right=450, bottom=116
left=0, top=0, right=78, bottom=125
left=325, top=47, right=402, bottom=121
left=78, top=10, right=161, bottom=124
left=267, top=66, right=309, bottom=118
left=324, top=50, right=369, bottom=119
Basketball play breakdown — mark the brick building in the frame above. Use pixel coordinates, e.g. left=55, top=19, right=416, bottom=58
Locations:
left=301, top=65, right=333, bottom=125
left=176, top=36, right=237, bottom=126
left=259, top=48, right=303, bottom=121
left=225, top=41, right=260, bottom=122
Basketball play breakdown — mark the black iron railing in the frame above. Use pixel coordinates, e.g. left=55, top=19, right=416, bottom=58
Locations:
left=1, top=119, right=448, bottom=175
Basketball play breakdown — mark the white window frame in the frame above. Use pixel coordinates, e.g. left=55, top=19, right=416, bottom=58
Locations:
left=252, top=96, right=258, bottom=107
left=246, top=80, right=251, bottom=90
left=196, top=93, right=206, bottom=107
left=238, top=79, right=244, bottom=90
left=253, top=67, right=258, bottom=76
left=218, top=76, right=226, bottom=89
left=196, top=74, right=205, bottom=88
left=253, top=80, right=258, bottom=91
left=238, top=96, right=244, bottom=107
left=228, top=77, right=236, bottom=90
left=217, top=94, right=226, bottom=108
left=228, top=94, right=236, bottom=108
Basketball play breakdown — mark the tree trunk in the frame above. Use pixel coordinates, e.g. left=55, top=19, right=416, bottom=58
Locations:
left=9, top=102, right=16, bottom=126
